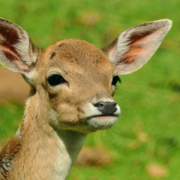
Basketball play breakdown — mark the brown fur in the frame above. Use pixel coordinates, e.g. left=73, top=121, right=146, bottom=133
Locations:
left=0, top=39, right=116, bottom=180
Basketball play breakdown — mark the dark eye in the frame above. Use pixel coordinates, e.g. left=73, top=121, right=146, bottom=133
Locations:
left=112, top=76, right=121, bottom=86
left=47, top=75, right=67, bottom=86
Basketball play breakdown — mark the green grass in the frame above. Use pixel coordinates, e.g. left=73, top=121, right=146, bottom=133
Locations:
left=0, top=0, right=180, bottom=179
left=0, top=103, right=24, bottom=141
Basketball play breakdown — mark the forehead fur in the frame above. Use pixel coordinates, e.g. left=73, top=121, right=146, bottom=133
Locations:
left=57, top=39, right=105, bottom=64
left=48, top=39, right=114, bottom=72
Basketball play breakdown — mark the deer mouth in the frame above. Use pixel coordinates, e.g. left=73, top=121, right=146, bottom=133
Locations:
left=90, top=114, right=119, bottom=118
left=85, top=115, right=119, bottom=130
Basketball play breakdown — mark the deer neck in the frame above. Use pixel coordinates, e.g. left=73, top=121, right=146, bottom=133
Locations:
left=7, top=93, right=86, bottom=180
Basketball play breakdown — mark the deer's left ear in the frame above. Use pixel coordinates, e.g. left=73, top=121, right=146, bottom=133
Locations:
left=102, top=19, right=172, bottom=75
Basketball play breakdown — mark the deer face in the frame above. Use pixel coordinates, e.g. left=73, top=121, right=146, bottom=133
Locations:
left=0, top=18, right=172, bottom=134
left=35, top=39, right=120, bottom=133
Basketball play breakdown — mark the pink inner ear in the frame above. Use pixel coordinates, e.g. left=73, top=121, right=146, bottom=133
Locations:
left=0, top=19, right=39, bottom=75
left=115, top=31, right=154, bottom=65
left=121, top=46, right=143, bottom=64
left=0, top=45, right=20, bottom=61
left=0, top=24, right=21, bottom=58
left=119, top=28, right=163, bottom=65
left=4, top=51, right=18, bottom=61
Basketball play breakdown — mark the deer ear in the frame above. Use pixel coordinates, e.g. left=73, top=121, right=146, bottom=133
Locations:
left=0, top=18, right=39, bottom=78
left=102, top=19, right=172, bottom=75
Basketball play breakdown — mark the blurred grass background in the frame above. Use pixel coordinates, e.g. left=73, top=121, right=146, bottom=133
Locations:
left=0, top=0, right=180, bottom=179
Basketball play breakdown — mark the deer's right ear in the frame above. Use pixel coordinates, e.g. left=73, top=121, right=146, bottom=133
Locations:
left=0, top=18, right=39, bottom=78
left=102, top=19, right=172, bottom=75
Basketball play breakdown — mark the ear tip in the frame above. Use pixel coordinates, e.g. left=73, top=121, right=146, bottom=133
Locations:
left=159, top=19, right=172, bottom=25
left=0, top=17, right=7, bottom=24
left=154, top=19, right=173, bottom=30
left=0, top=17, right=11, bottom=24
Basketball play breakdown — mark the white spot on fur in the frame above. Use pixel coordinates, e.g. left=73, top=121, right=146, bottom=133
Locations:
left=23, top=97, right=30, bottom=125
left=54, top=131, right=86, bottom=179
left=15, top=126, right=21, bottom=137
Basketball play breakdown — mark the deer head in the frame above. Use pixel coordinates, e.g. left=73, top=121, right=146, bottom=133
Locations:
left=0, top=18, right=172, bottom=134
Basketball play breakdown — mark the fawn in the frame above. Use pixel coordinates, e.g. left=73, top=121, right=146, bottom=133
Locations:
left=0, top=18, right=171, bottom=179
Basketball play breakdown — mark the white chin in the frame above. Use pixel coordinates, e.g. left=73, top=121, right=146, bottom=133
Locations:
left=87, top=116, right=118, bottom=130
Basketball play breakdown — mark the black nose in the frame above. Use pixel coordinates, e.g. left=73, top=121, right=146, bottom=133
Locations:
left=94, top=101, right=117, bottom=115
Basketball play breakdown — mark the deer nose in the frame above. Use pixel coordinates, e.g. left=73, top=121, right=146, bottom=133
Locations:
left=94, top=101, right=117, bottom=115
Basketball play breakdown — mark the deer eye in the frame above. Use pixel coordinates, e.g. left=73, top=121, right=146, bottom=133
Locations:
left=112, top=76, right=121, bottom=86
left=47, top=75, right=67, bottom=86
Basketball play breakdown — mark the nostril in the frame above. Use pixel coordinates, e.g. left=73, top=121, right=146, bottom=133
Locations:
left=94, top=102, right=104, bottom=108
left=112, top=102, right=117, bottom=106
